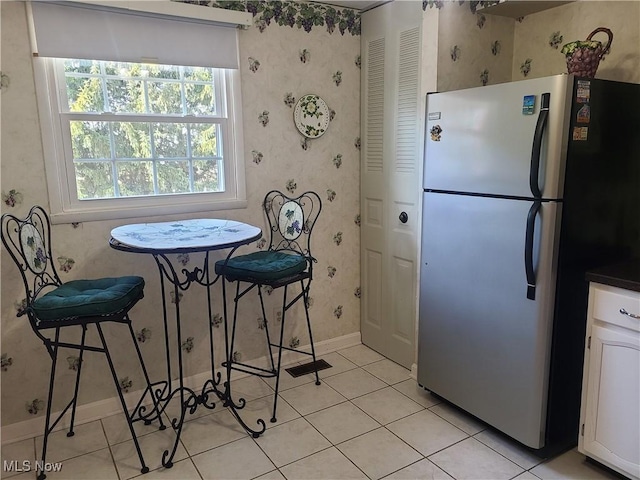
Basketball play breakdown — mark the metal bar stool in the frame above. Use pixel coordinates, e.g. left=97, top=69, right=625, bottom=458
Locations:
left=1, top=206, right=164, bottom=480
left=215, top=190, right=323, bottom=422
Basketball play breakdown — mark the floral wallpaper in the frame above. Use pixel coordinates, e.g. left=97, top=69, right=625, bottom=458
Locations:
left=2, top=0, right=638, bottom=433
left=430, top=0, right=515, bottom=92
left=1, top=0, right=360, bottom=428
left=429, top=0, right=639, bottom=92
left=511, top=1, right=640, bottom=83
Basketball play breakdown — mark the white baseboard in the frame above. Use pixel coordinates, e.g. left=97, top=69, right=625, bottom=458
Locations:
left=1, top=332, right=361, bottom=445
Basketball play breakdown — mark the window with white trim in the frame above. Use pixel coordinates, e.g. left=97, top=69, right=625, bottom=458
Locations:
left=59, top=59, right=230, bottom=199
left=29, top=1, right=249, bottom=223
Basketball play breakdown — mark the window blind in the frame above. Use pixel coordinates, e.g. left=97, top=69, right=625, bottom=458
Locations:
left=29, top=1, right=242, bottom=69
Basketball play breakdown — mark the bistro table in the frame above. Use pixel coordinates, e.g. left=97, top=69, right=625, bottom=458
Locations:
left=109, top=218, right=264, bottom=468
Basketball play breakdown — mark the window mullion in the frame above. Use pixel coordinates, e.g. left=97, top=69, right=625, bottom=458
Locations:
left=108, top=122, right=120, bottom=197
left=143, top=75, right=150, bottom=114
left=179, top=67, right=195, bottom=193
left=148, top=123, right=159, bottom=195
left=179, top=66, right=188, bottom=115
left=143, top=74, right=158, bottom=195
left=186, top=124, right=195, bottom=193
left=100, top=62, right=110, bottom=113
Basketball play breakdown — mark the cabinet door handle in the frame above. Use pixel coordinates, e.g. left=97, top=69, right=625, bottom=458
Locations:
left=619, top=308, right=640, bottom=320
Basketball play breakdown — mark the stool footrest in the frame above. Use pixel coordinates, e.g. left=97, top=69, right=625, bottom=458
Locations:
left=269, top=344, right=315, bottom=357
left=222, top=361, right=277, bottom=378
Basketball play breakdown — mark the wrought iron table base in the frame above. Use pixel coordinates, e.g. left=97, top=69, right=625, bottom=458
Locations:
left=109, top=219, right=265, bottom=469
left=147, top=377, right=266, bottom=468
left=151, top=251, right=266, bottom=468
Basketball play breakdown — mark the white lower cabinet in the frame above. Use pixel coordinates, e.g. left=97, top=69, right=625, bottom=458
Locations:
left=579, top=283, right=640, bottom=480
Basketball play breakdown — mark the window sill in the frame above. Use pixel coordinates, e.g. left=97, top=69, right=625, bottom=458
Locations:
left=49, top=198, right=248, bottom=225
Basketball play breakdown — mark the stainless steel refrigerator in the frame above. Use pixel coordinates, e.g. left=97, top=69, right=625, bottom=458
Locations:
left=418, top=74, right=639, bottom=454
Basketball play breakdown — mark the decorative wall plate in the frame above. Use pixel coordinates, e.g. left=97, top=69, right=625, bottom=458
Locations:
left=294, top=94, right=330, bottom=138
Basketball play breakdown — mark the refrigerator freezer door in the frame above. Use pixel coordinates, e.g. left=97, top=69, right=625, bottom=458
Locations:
left=424, top=75, right=572, bottom=199
left=418, top=192, right=561, bottom=448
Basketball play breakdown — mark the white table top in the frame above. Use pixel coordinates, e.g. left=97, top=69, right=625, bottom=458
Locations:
left=110, top=218, right=262, bottom=253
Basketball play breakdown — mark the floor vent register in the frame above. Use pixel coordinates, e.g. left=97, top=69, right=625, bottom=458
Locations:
left=285, top=359, right=332, bottom=378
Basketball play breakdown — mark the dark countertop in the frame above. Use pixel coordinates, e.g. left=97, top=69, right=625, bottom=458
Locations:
left=586, top=259, right=640, bottom=293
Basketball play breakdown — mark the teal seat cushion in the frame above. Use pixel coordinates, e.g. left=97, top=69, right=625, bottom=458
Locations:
left=216, top=251, right=307, bottom=282
left=32, top=276, right=145, bottom=321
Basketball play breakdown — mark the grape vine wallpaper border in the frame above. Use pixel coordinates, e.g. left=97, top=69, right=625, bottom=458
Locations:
left=181, top=0, right=361, bottom=35
left=430, top=0, right=638, bottom=91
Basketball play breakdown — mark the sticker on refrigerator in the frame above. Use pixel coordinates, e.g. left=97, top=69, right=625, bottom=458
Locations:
left=430, top=125, right=442, bottom=141
left=522, top=95, right=536, bottom=115
left=572, top=126, right=589, bottom=141
left=576, top=80, right=591, bottom=103
left=428, top=112, right=441, bottom=120
left=577, top=104, right=590, bottom=123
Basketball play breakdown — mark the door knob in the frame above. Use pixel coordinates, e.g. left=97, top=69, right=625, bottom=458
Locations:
left=399, top=212, right=408, bottom=224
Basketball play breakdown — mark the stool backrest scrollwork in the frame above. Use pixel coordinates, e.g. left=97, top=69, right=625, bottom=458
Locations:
left=1, top=205, right=63, bottom=332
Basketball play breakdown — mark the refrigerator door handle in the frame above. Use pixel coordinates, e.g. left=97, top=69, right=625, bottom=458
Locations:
left=529, top=93, right=551, bottom=199
left=525, top=200, right=542, bottom=300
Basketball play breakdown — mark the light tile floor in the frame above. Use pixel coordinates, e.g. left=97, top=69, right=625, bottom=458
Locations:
left=1, top=345, right=622, bottom=480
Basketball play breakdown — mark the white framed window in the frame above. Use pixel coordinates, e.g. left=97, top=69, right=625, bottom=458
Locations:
left=28, top=1, right=250, bottom=223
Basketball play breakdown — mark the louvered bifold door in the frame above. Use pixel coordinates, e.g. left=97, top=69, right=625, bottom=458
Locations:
left=387, top=26, right=421, bottom=368
left=361, top=34, right=386, bottom=355
left=360, top=3, right=422, bottom=369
